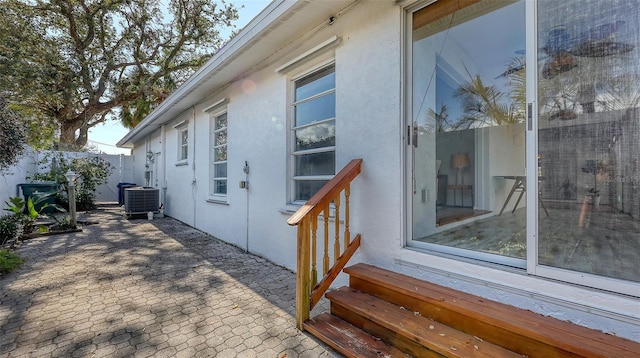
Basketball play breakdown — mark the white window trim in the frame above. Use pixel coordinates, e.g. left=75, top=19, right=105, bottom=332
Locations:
left=276, top=36, right=341, bottom=73
left=176, top=124, right=188, bottom=165
left=202, top=98, right=228, bottom=113
left=287, top=59, right=336, bottom=204
left=209, top=110, right=228, bottom=200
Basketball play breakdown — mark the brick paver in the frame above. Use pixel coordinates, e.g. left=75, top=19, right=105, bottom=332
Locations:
left=0, top=205, right=337, bottom=357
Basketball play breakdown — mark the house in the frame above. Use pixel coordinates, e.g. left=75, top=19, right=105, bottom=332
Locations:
left=117, top=0, right=640, bottom=353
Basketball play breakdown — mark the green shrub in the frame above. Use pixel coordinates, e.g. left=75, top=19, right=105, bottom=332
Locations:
left=30, top=152, right=113, bottom=211
left=0, top=214, right=21, bottom=246
left=4, top=192, right=65, bottom=235
left=0, top=249, right=24, bottom=274
left=0, top=98, right=27, bottom=173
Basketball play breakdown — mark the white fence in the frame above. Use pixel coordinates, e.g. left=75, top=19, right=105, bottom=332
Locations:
left=0, top=148, right=134, bottom=208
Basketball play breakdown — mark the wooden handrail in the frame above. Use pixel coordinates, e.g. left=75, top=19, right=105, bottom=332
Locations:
left=288, top=159, right=363, bottom=329
left=287, top=159, right=362, bottom=226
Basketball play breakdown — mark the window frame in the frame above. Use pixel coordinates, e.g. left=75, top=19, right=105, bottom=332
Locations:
left=209, top=110, right=228, bottom=200
left=175, top=122, right=189, bottom=165
left=289, top=61, right=336, bottom=204
left=403, top=0, right=640, bottom=297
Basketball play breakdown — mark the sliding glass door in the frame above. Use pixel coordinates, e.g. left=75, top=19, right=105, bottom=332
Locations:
left=407, top=0, right=639, bottom=296
left=409, top=0, right=528, bottom=266
left=534, top=0, right=640, bottom=295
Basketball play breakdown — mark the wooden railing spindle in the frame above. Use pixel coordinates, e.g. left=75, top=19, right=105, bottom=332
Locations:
left=323, top=206, right=330, bottom=275
left=311, top=218, right=318, bottom=288
left=334, top=196, right=340, bottom=264
left=295, top=217, right=311, bottom=327
left=288, top=159, right=363, bottom=330
left=344, top=184, right=351, bottom=247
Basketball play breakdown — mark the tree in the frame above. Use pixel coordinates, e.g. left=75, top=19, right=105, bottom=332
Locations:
left=454, top=59, right=526, bottom=130
left=0, top=98, right=27, bottom=172
left=0, top=0, right=239, bottom=148
left=11, top=104, right=59, bottom=150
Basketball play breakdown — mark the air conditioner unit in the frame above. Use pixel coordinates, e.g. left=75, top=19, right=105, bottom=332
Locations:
left=124, top=187, right=159, bottom=218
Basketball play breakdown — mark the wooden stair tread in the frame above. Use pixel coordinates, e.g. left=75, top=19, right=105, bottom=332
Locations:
left=327, top=287, right=522, bottom=358
left=303, top=313, right=410, bottom=358
left=344, top=263, right=640, bottom=357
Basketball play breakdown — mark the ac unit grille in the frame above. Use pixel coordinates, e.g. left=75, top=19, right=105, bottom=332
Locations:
left=124, top=187, right=159, bottom=215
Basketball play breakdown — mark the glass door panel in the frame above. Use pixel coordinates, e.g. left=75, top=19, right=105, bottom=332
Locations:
left=537, top=0, right=640, bottom=283
left=410, top=0, right=527, bottom=264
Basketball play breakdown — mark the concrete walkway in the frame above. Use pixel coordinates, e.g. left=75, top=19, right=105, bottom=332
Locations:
left=0, top=205, right=336, bottom=357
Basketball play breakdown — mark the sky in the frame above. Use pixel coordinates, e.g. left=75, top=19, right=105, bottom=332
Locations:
left=88, top=0, right=272, bottom=155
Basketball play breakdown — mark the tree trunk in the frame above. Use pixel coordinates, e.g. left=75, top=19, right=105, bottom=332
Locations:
left=58, top=117, right=98, bottom=149
left=76, top=125, right=89, bottom=147
left=58, top=118, right=88, bottom=150
left=59, top=120, right=81, bottom=146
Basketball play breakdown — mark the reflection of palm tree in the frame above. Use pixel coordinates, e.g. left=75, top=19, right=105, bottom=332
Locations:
left=427, top=103, right=449, bottom=132
left=508, top=57, right=526, bottom=114
left=600, top=74, right=640, bottom=111
left=454, top=61, right=526, bottom=130
left=541, top=80, right=579, bottom=120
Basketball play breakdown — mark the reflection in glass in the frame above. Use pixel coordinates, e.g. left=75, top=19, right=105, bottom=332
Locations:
left=295, top=95, right=335, bottom=127
left=215, top=147, right=227, bottom=161
left=215, top=131, right=227, bottom=146
left=180, top=129, right=188, bottom=160
left=214, top=163, right=227, bottom=178
left=296, top=66, right=335, bottom=101
left=295, top=180, right=329, bottom=202
left=292, top=64, right=336, bottom=201
left=211, top=112, right=228, bottom=196
left=537, top=0, right=640, bottom=282
left=295, top=152, right=335, bottom=177
left=215, top=113, right=227, bottom=129
left=410, top=0, right=527, bottom=262
left=295, top=121, right=335, bottom=151
left=214, top=180, right=227, bottom=195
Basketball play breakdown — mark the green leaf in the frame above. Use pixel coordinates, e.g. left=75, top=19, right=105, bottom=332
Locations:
left=4, top=197, right=25, bottom=214
left=26, top=198, right=38, bottom=219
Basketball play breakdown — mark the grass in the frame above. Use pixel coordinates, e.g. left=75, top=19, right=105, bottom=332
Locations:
left=0, top=249, right=24, bottom=274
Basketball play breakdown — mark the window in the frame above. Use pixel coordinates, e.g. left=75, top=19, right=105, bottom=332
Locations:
left=210, top=112, right=228, bottom=196
left=291, top=64, right=336, bottom=202
left=178, top=127, right=188, bottom=162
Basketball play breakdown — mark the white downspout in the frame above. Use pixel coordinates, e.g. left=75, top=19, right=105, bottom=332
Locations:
left=145, top=136, right=151, bottom=186
left=161, top=124, right=167, bottom=212
left=191, top=106, right=197, bottom=228
left=243, top=161, right=250, bottom=253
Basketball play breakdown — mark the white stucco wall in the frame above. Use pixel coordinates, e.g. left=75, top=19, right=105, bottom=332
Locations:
left=127, top=0, right=406, bottom=270
left=126, top=1, right=639, bottom=342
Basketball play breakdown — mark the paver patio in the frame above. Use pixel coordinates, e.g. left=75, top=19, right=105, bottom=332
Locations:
left=0, top=205, right=337, bottom=357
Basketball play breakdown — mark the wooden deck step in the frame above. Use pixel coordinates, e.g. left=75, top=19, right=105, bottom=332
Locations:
left=327, top=287, right=522, bottom=358
left=344, top=263, right=640, bottom=358
left=303, top=313, right=410, bottom=358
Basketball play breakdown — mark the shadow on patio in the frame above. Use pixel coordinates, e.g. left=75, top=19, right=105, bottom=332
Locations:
left=0, top=204, right=333, bottom=357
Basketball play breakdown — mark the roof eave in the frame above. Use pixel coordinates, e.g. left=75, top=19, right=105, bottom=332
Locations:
left=117, top=0, right=297, bottom=147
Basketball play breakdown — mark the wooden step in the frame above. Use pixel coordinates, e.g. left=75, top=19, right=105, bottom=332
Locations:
left=303, top=313, right=410, bottom=358
left=344, top=263, right=640, bottom=358
left=327, top=287, right=522, bottom=358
